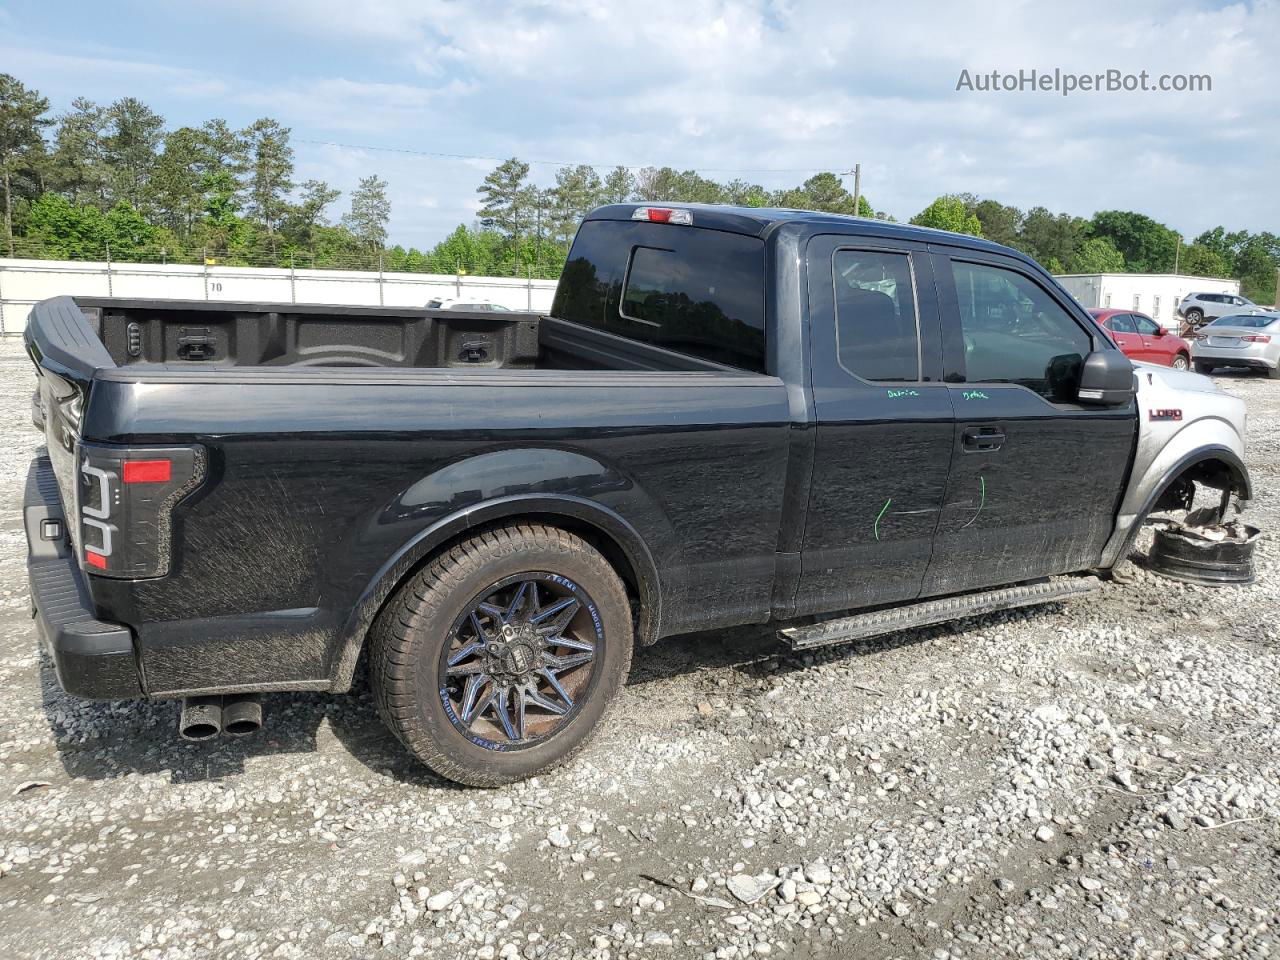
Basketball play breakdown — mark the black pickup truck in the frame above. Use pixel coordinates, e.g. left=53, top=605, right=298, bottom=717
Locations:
left=24, top=203, right=1250, bottom=785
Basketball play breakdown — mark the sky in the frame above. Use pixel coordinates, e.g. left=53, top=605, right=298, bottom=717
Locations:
left=1, top=0, right=1277, bottom=250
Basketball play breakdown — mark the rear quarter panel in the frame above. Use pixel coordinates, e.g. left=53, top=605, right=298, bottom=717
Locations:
left=81, top=370, right=791, bottom=695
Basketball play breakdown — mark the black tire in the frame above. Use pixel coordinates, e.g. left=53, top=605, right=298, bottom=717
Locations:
left=1266, top=365, right=1280, bottom=380
left=370, top=524, right=633, bottom=786
left=1171, top=353, right=1190, bottom=371
left=1185, top=309, right=1204, bottom=326
left=1194, top=361, right=1215, bottom=375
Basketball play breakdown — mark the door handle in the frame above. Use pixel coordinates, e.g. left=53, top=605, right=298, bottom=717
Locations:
left=961, top=426, right=1005, bottom=453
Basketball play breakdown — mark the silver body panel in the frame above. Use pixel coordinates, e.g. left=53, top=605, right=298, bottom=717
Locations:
left=1190, top=318, right=1280, bottom=369
left=1100, top=363, right=1248, bottom=567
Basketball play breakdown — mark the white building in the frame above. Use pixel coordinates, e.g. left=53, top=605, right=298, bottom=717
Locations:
left=1054, top=273, right=1240, bottom=323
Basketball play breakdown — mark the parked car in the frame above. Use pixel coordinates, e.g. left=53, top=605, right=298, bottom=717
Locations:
left=1177, top=291, right=1264, bottom=327
left=425, top=297, right=512, bottom=311
left=1189, top=312, right=1280, bottom=378
left=24, top=204, right=1251, bottom=786
left=1088, top=308, right=1192, bottom=369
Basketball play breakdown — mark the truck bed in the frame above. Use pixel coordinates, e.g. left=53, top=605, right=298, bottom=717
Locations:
left=35, top=297, right=729, bottom=374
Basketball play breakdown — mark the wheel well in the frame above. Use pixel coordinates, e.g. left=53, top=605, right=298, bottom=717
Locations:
left=1149, top=456, right=1248, bottom=515
left=367, top=513, right=653, bottom=653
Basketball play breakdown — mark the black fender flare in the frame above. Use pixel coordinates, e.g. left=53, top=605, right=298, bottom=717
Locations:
left=1103, top=445, right=1251, bottom=568
left=328, top=493, right=663, bottom=691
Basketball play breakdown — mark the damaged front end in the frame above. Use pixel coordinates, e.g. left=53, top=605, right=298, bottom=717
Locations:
left=1105, top=364, right=1259, bottom=587
left=1142, top=462, right=1259, bottom=586
left=1148, top=505, right=1261, bottom=587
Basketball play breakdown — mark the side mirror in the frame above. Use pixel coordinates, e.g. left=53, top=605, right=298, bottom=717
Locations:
left=1155, top=326, right=1167, bottom=337
left=1077, top=349, right=1135, bottom=406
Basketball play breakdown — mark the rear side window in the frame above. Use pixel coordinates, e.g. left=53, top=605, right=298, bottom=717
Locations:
left=1109, top=314, right=1136, bottom=334
left=951, top=260, right=1093, bottom=402
left=831, top=249, right=920, bottom=381
left=553, top=220, right=767, bottom=372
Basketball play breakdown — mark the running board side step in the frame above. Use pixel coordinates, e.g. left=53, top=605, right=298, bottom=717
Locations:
left=778, top=578, right=1100, bottom=651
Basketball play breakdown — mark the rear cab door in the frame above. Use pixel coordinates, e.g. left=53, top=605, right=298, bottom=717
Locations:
left=792, top=233, right=954, bottom=615
left=921, top=246, right=1138, bottom=596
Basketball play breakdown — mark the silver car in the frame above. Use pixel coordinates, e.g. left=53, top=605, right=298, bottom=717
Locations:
left=1190, top=313, right=1280, bottom=379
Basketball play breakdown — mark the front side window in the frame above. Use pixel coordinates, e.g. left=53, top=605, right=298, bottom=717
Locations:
left=952, top=260, right=1093, bottom=402
left=1133, top=315, right=1161, bottom=335
left=831, top=249, right=920, bottom=381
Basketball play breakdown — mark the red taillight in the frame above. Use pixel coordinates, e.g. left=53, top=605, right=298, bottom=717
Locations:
left=84, top=549, right=107, bottom=570
left=123, top=459, right=172, bottom=484
left=1243, top=335, right=1272, bottom=343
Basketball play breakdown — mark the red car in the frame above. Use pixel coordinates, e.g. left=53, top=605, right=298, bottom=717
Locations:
left=1088, top=308, right=1192, bottom=370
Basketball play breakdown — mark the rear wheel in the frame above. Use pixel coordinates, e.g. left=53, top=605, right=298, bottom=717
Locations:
left=370, top=524, right=633, bottom=786
left=1266, top=365, right=1280, bottom=380
left=1185, top=308, right=1204, bottom=326
left=1171, top=353, right=1190, bottom=371
left=1194, top=361, right=1216, bottom=375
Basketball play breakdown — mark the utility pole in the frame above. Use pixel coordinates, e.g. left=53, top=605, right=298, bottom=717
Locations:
left=1274, top=267, right=1279, bottom=309
left=1174, top=235, right=1181, bottom=274
left=842, top=163, right=862, bottom=217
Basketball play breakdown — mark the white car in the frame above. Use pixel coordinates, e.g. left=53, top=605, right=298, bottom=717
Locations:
left=425, top=297, right=513, bottom=312
left=1177, top=292, right=1264, bottom=327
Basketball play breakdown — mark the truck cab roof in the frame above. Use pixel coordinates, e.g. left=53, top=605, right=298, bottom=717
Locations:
left=584, top=202, right=1030, bottom=261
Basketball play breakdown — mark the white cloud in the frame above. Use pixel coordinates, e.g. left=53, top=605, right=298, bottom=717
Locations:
left=9, top=0, right=1280, bottom=248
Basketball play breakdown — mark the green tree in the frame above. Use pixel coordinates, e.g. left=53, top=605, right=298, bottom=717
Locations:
left=150, top=126, right=208, bottom=237
left=1179, top=243, right=1231, bottom=278
left=969, top=199, right=1023, bottom=247
left=50, top=98, right=108, bottom=208
left=1087, top=210, right=1179, bottom=273
left=910, top=195, right=982, bottom=236
left=25, top=192, right=105, bottom=258
left=1233, top=233, right=1280, bottom=303
left=1019, top=207, right=1085, bottom=270
left=283, top=179, right=340, bottom=248
left=477, top=157, right=535, bottom=242
left=633, top=167, right=722, bottom=204
left=548, top=164, right=602, bottom=246
left=722, top=178, right=771, bottom=207
left=600, top=166, right=634, bottom=204
left=1067, top=236, right=1125, bottom=273
left=0, top=74, right=52, bottom=255
left=342, top=174, right=391, bottom=253
left=103, top=97, right=163, bottom=210
left=243, top=117, right=294, bottom=254
left=775, top=172, right=856, bottom=214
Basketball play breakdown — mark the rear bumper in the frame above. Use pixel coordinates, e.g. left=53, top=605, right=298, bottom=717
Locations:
left=1191, top=345, right=1278, bottom=368
left=25, top=457, right=141, bottom=700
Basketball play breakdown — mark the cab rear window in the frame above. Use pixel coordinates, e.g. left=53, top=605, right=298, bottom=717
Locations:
left=552, top=220, right=767, bottom=373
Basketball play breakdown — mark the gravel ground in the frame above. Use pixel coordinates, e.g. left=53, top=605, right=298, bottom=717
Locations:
left=0, top=337, right=1277, bottom=960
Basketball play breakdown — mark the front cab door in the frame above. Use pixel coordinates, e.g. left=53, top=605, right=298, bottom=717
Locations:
left=920, top=249, right=1138, bottom=597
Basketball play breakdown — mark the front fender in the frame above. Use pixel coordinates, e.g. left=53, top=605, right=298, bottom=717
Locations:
left=326, top=447, right=670, bottom=691
left=1100, top=369, right=1250, bottom=566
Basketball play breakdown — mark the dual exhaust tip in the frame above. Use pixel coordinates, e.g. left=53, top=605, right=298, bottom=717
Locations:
left=179, top=694, right=263, bottom=741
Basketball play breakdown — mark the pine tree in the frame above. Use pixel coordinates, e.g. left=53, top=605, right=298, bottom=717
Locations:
left=0, top=74, right=52, bottom=255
